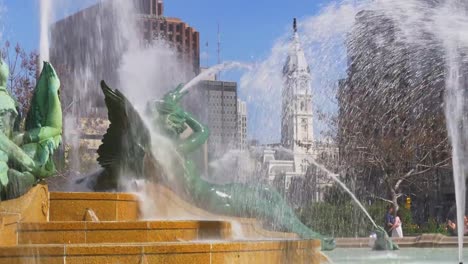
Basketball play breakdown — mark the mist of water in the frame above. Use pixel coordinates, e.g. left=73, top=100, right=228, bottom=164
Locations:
left=207, top=149, right=258, bottom=184
left=118, top=41, right=192, bottom=104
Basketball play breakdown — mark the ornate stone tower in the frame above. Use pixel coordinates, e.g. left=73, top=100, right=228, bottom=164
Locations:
left=281, top=18, right=314, bottom=173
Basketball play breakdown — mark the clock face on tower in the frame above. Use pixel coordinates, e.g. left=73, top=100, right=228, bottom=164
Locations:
left=296, top=79, right=309, bottom=95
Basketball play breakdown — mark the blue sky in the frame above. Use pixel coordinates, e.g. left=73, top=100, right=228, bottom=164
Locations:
left=2, top=1, right=97, bottom=52
left=1, top=0, right=332, bottom=142
left=165, top=0, right=330, bottom=69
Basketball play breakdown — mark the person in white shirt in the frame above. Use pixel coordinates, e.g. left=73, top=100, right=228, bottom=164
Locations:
left=391, top=211, right=403, bottom=238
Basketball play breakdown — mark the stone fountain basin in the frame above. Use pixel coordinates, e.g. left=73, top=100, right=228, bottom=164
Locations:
left=0, top=184, right=329, bottom=264
left=0, top=240, right=324, bottom=264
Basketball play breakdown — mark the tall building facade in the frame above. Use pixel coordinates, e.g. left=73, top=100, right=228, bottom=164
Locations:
left=183, top=72, right=248, bottom=178
left=136, top=0, right=200, bottom=73
left=135, top=0, right=164, bottom=16
left=281, top=18, right=314, bottom=173
left=186, top=80, right=238, bottom=161
left=237, top=99, right=248, bottom=150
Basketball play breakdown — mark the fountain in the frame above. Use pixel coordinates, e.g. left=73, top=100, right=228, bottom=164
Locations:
left=1, top=0, right=468, bottom=262
left=0, top=59, right=333, bottom=263
left=0, top=1, right=333, bottom=262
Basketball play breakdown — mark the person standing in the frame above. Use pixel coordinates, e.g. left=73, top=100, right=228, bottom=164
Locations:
left=447, top=219, right=457, bottom=236
left=384, top=205, right=395, bottom=236
left=392, top=211, right=403, bottom=238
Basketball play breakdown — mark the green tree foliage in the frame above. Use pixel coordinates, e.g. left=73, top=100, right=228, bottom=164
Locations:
left=298, top=201, right=389, bottom=237
left=297, top=197, right=450, bottom=237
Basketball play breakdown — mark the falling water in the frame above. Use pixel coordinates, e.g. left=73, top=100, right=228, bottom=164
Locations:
left=440, top=1, right=468, bottom=261
left=273, top=145, right=379, bottom=229
left=445, top=46, right=467, bottom=264
left=308, top=158, right=378, bottom=229
left=433, top=1, right=468, bottom=262
left=39, top=0, right=52, bottom=68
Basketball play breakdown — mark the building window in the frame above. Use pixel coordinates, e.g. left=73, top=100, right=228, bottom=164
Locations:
left=151, top=0, right=157, bottom=15
left=137, top=0, right=151, bottom=14
left=157, top=2, right=163, bottom=16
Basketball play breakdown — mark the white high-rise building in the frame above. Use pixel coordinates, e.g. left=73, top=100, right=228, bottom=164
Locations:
left=281, top=18, right=314, bottom=173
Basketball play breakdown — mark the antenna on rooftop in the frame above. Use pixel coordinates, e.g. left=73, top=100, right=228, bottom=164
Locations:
left=205, top=41, right=209, bottom=68
left=217, top=22, right=221, bottom=65
left=217, top=22, right=221, bottom=80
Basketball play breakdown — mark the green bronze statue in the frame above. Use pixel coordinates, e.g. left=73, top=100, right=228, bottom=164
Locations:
left=373, top=226, right=399, bottom=250
left=94, top=81, right=335, bottom=251
left=0, top=60, right=62, bottom=200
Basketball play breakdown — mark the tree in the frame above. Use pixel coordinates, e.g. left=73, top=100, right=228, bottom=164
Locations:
left=337, top=10, right=451, bottom=212
left=1, top=41, right=39, bottom=119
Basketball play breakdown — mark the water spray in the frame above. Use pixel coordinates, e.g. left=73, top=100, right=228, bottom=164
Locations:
left=39, top=0, right=52, bottom=69
left=181, top=61, right=252, bottom=93
left=307, top=158, right=379, bottom=229
left=272, top=146, right=379, bottom=229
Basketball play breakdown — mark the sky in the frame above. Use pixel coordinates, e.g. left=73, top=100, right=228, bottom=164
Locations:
left=1, top=0, right=332, bottom=142
left=165, top=0, right=330, bottom=69
left=2, top=0, right=97, bottom=52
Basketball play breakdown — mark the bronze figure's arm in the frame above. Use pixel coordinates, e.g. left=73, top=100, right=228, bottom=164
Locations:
left=177, top=110, right=209, bottom=155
